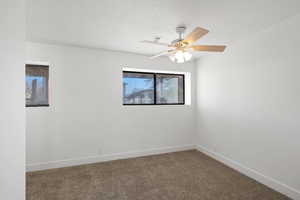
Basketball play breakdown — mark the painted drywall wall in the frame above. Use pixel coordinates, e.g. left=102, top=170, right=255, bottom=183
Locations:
left=26, top=42, right=196, bottom=170
left=0, top=0, right=25, bottom=199
left=196, top=14, right=300, bottom=199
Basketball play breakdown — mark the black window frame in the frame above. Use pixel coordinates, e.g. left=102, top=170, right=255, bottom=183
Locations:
left=25, top=64, right=50, bottom=107
left=123, top=71, right=185, bottom=106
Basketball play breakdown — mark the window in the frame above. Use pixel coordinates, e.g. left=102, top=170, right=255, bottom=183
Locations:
left=156, top=74, right=184, bottom=104
left=123, top=72, right=154, bottom=104
left=123, top=71, right=184, bottom=105
left=26, top=64, right=49, bottom=107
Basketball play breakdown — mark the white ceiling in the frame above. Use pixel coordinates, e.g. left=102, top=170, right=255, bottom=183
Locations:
left=27, top=0, right=300, bottom=57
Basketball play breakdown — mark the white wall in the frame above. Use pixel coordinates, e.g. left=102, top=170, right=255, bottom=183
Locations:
left=0, top=0, right=25, bottom=199
left=196, top=14, right=300, bottom=199
left=26, top=42, right=196, bottom=171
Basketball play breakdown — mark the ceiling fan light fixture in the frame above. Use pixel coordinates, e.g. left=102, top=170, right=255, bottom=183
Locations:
left=169, top=54, right=176, bottom=62
left=176, top=56, right=185, bottom=63
left=183, top=51, right=192, bottom=61
left=169, top=50, right=192, bottom=63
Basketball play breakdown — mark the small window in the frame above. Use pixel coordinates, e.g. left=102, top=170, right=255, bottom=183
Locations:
left=26, top=64, right=49, bottom=107
left=123, top=72, right=154, bottom=104
left=156, top=74, right=184, bottom=104
left=123, top=71, right=184, bottom=105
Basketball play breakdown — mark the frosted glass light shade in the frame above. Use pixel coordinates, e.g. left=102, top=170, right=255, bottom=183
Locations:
left=169, top=50, right=192, bottom=63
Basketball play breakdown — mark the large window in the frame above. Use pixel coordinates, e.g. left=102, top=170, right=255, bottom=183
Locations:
left=123, top=71, right=184, bottom=105
left=26, top=64, right=49, bottom=107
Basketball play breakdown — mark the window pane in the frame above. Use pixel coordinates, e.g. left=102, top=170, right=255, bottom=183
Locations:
left=26, top=65, right=49, bottom=106
left=156, top=74, right=184, bottom=104
left=123, top=72, right=154, bottom=104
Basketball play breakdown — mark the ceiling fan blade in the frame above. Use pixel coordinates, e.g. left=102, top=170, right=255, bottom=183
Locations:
left=182, top=27, right=209, bottom=45
left=141, top=40, right=172, bottom=47
left=149, top=50, right=175, bottom=59
left=191, top=45, right=226, bottom=52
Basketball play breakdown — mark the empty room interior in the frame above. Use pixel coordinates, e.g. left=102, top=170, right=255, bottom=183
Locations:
left=1, top=0, right=300, bottom=199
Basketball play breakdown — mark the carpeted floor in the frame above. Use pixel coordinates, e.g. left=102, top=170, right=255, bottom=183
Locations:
left=26, top=150, right=291, bottom=200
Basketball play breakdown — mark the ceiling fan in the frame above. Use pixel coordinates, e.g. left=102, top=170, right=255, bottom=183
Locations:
left=141, top=26, right=226, bottom=63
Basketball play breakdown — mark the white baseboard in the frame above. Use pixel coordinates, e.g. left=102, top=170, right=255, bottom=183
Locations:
left=196, top=145, right=300, bottom=200
left=26, top=144, right=195, bottom=172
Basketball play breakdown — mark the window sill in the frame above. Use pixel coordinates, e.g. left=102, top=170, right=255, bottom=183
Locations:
left=26, top=104, right=50, bottom=107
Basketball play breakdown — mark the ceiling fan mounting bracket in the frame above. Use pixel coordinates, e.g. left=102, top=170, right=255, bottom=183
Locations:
left=176, top=26, right=186, bottom=34
left=176, top=26, right=186, bottom=40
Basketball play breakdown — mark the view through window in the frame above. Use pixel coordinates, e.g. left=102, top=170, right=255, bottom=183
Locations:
left=156, top=74, right=184, bottom=104
left=26, top=64, right=49, bottom=107
left=123, top=71, right=184, bottom=105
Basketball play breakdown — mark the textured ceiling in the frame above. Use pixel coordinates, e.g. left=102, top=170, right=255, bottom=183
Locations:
left=27, top=0, right=300, bottom=57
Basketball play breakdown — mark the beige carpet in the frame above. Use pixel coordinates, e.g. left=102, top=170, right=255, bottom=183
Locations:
left=26, top=150, right=290, bottom=200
